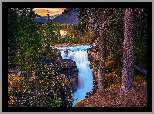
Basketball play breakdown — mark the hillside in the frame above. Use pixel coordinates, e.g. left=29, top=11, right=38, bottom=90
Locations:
left=35, top=9, right=80, bottom=24
left=35, top=16, right=48, bottom=23
left=52, top=9, right=80, bottom=24
left=74, top=85, right=147, bottom=107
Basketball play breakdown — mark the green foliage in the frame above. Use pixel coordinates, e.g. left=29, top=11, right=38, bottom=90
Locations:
left=134, top=10, right=147, bottom=69
left=39, top=21, right=94, bottom=45
left=8, top=8, right=18, bottom=67
left=39, top=21, right=55, bottom=47
left=8, top=60, right=73, bottom=107
left=8, top=8, right=73, bottom=107
left=13, top=8, right=42, bottom=74
left=48, top=90, right=62, bottom=107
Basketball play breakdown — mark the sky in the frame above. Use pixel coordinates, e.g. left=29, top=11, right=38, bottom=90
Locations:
left=33, top=8, right=66, bottom=16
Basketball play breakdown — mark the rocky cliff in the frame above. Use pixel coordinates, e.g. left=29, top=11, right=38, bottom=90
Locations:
left=58, top=59, right=78, bottom=93
left=44, top=48, right=78, bottom=93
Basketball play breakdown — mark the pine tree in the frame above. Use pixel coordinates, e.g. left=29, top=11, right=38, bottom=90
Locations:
left=121, top=8, right=136, bottom=93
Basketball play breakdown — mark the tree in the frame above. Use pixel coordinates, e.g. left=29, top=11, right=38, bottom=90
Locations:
left=64, top=8, right=106, bottom=92
left=96, top=9, right=107, bottom=93
left=8, top=8, right=74, bottom=107
left=134, top=8, right=147, bottom=70
left=8, top=8, right=18, bottom=69
left=121, top=8, right=136, bottom=93
left=64, top=8, right=144, bottom=93
left=8, top=8, right=43, bottom=106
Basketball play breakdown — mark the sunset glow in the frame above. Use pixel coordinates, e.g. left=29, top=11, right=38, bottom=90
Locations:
left=33, top=8, right=66, bottom=16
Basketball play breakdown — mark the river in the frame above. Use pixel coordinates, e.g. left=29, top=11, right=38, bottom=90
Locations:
left=56, top=45, right=93, bottom=106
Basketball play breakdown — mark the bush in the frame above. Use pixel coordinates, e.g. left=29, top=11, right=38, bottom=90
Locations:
left=8, top=45, right=71, bottom=107
left=8, top=60, right=73, bottom=107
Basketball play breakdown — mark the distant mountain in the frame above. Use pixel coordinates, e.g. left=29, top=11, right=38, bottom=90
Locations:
left=35, top=16, right=48, bottom=23
left=35, top=15, right=58, bottom=23
left=52, top=9, right=80, bottom=24
left=35, top=9, right=80, bottom=24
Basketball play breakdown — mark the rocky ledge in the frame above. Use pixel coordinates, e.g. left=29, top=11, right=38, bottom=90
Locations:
left=40, top=48, right=78, bottom=93
left=58, top=59, right=78, bottom=93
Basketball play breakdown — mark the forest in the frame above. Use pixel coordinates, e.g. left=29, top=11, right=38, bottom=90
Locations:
left=8, top=8, right=147, bottom=107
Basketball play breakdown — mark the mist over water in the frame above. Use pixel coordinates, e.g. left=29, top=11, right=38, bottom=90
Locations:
left=56, top=45, right=93, bottom=106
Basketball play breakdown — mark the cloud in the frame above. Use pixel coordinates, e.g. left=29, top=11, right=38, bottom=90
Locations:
left=33, top=8, right=66, bottom=16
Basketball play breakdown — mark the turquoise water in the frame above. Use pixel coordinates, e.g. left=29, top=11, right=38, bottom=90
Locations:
left=56, top=45, right=93, bottom=106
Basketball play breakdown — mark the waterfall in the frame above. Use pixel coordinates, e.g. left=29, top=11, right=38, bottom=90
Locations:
left=56, top=45, right=93, bottom=106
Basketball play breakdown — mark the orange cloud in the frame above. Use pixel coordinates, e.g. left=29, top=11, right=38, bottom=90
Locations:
left=33, top=8, right=66, bottom=16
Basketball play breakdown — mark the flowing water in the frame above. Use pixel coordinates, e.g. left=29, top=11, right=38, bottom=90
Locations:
left=56, top=45, right=93, bottom=106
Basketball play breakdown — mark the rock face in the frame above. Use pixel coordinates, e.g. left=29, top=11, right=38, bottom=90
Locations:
left=53, top=48, right=63, bottom=63
left=52, top=48, right=78, bottom=93
left=8, top=69, right=27, bottom=77
left=40, top=49, right=78, bottom=93
left=58, top=59, right=78, bottom=93
left=87, top=45, right=99, bottom=96
left=87, top=45, right=99, bottom=70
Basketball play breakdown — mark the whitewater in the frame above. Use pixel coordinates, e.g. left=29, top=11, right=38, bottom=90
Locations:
left=56, top=45, right=93, bottom=106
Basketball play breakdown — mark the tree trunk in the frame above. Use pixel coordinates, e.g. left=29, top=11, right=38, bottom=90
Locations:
left=97, top=10, right=106, bottom=93
left=33, top=71, right=38, bottom=106
left=121, top=8, right=135, bottom=93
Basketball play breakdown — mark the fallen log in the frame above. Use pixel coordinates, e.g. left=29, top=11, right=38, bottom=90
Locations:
left=134, top=65, right=147, bottom=75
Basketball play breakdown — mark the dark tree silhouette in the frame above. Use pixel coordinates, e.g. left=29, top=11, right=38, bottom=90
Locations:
left=8, top=8, right=18, bottom=69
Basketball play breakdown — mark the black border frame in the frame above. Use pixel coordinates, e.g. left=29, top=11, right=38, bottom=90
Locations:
left=3, top=2, right=152, bottom=112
